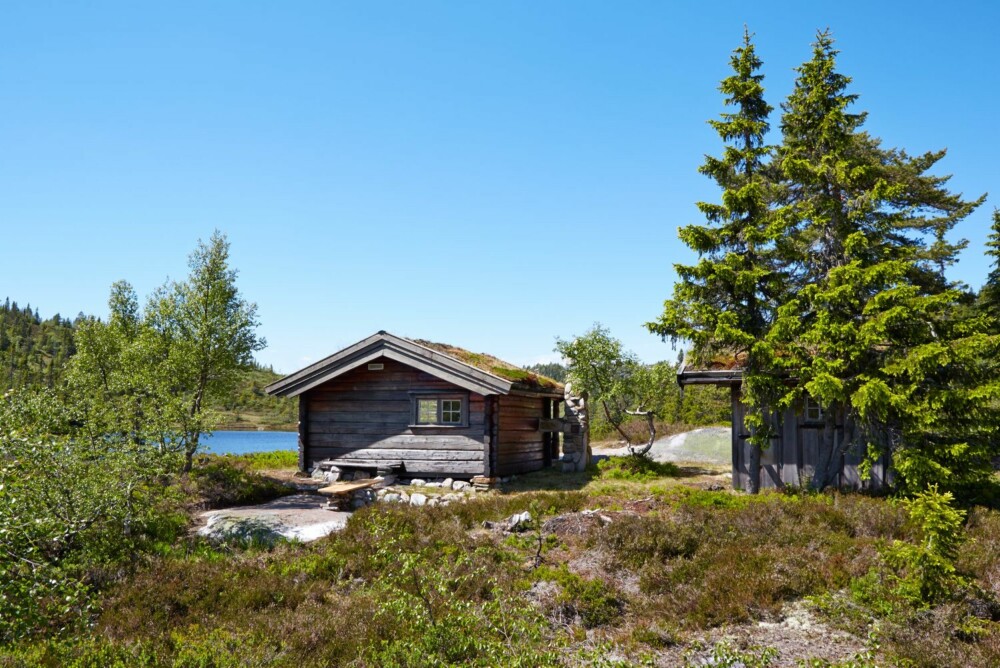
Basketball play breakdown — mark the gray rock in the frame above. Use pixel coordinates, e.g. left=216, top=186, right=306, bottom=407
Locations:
left=428, top=498, right=439, bottom=507
left=400, top=491, right=410, bottom=503
left=507, top=511, right=533, bottom=531
left=452, top=480, right=470, bottom=491
left=383, top=493, right=401, bottom=503
left=375, top=474, right=397, bottom=488
left=410, top=493, right=427, bottom=507
left=410, top=478, right=427, bottom=487
left=425, top=482, right=442, bottom=488
left=442, top=478, right=454, bottom=488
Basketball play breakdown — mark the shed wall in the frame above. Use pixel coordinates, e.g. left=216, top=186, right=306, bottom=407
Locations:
left=302, top=358, right=487, bottom=477
left=731, top=388, right=891, bottom=492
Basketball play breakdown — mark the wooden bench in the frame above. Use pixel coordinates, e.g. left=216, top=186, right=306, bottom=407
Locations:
left=317, top=479, right=381, bottom=510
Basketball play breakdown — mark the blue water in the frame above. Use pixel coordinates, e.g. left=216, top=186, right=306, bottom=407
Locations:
left=201, top=430, right=297, bottom=455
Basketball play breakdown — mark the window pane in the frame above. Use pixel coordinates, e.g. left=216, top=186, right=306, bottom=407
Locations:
left=417, top=399, right=438, bottom=424
left=441, top=399, right=462, bottom=423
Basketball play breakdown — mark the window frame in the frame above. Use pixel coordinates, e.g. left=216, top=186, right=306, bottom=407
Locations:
left=409, top=391, right=469, bottom=428
left=804, top=396, right=825, bottom=423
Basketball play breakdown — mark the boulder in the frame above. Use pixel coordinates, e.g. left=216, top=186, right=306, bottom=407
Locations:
left=410, top=493, right=427, bottom=507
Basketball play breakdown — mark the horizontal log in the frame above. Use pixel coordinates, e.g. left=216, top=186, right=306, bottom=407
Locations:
left=312, top=448, right=484, bottom=462
left=308, top=422, right=487, bottom=436
left=308, top=434, right=486, bottom=449
left=499, top=452, right=545, bottom=466
left=497, top=406, right=542, bottom=418
left=499, top=416, right=540, bottom=431
left=497, top=459, right=546, bottom=475
left=497, top=431, right=544, bottom=444
left=497, top=441, right=544, bottom=455
left=321, top=458, right=484, bottom=475
left=307, top=434, right=485, bottom=451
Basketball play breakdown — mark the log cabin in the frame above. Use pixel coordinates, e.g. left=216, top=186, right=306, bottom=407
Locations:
left=679, top=365, right=892, bottom=492
left=265, top=332, right=564, bottom=480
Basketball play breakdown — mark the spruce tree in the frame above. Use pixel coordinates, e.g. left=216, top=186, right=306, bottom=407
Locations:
left=647, top=30, right=785, bottom=491
left=979, top=209, right=1000, bottom=328
left=771, top=31, right=994, bottom=493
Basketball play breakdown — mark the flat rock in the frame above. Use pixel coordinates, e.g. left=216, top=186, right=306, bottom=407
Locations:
left=197, top=494, right=349, bottom=544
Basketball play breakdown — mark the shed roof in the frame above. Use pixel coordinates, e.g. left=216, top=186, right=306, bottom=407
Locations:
left=265, top=331, right=564, bottom=398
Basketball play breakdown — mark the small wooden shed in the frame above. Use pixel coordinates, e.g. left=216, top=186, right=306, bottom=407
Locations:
left=265, top=332, right=564, bottom=480
left=679, top=366, right=892, bottom=492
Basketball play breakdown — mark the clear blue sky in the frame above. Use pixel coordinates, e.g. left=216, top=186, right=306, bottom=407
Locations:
left=2, top=1, right=997, bottom=373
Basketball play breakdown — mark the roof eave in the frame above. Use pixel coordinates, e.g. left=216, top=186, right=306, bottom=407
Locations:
left=265, top=332, right=516, bottom=398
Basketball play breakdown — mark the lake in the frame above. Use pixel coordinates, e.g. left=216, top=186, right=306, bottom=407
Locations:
left=202, top=430, right=297, bottom=455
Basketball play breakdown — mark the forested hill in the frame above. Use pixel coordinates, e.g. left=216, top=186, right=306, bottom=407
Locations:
left=0, top=299, right=77, bottom=390
left=0, top=297, right=296, bottom=429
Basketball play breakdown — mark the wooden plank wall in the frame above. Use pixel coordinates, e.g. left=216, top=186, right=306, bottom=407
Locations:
left=731, top=390, right=890, bottom=491
left=496, top=393, right=547, bottom=476
left=303, top=358, right=486, bottom=477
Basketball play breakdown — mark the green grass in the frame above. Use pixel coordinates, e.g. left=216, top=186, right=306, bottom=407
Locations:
left=217, top=449, right=299, bottom=471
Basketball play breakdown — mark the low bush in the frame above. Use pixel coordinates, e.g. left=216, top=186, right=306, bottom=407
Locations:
left=597, top=455, right=680, bottom=482
left=186, top=456, right=293, bottom=509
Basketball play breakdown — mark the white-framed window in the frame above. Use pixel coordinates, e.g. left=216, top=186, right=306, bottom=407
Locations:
left=804, top=396, right=824, bottom=422
left=411, top=393, right=467, bottom=427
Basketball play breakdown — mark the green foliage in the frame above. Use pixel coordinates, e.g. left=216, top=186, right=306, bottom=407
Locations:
left=596, top=455, right=680, bottom=482
left=218, top=449, right=299, bottom=471
left=0, top=389, right=180, bottom=644
left=879, top=485, right=967, bottom=607
left=557, top=324, right=728, bottom=444
left=186, top=455, right=294, bottom=509
left=534, top=565, right=623, bottom=628
left=68, top=233, right=267, bottom=472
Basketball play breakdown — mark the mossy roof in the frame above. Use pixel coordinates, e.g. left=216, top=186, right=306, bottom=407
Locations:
left=411, top=339, right=563, bottom=393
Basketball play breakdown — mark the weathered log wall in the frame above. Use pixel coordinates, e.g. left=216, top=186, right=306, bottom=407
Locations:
left=495, top=394, right=548, bottom=476
left=302, top=359, right=487, bottom=477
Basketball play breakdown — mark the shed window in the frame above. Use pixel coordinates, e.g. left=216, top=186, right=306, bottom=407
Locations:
left=412, top=394, right=467, bottom=426
left=804, top=397, right=824, bottom=422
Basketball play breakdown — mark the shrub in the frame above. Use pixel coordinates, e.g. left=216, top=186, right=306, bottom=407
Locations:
left=597, top=455, right=680, bottom=482
left=186, top=456, right=293, bottom=509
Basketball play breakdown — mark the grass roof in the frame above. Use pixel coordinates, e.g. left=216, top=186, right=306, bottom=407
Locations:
left=411, top=339, right=563, bottom=393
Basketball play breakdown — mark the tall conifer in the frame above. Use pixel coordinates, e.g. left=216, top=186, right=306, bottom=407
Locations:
left=772, top=31, right=994, bottom=492
left=647, top=30, right=785, bottom=491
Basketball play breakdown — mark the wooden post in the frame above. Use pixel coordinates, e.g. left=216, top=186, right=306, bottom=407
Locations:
left=542, top=398, right=552, bottom=467
left=298, top=396, right=308, bottom=473
left=483, top=395, right=495, bottom=478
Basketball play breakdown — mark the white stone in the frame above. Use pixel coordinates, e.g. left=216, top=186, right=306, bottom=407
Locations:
left=410, top=493, right=427, bottom=507
left=442, top=478, right=454, bottom=488
left=400, top=491, right=410, bottom=502
left=410, top=478, right=427, bottom=487
left=428, top=498, right=439, bottom=507
left=452, top=480, right=470, bottom=491
left=425, top=482, right=442, bottom=488
left=383, top=493, right=401, bottom=503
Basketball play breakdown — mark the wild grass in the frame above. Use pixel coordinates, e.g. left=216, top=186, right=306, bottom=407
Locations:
left=4, top=465, right=1000, bottom=666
